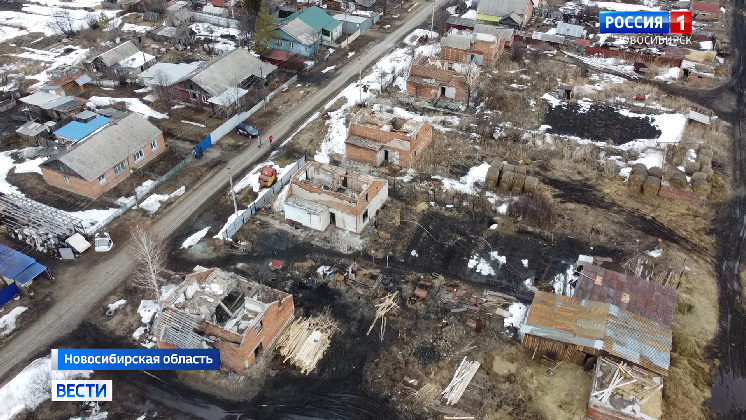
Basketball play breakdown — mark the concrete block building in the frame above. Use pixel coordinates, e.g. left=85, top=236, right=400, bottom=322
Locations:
left=284, top=161, right=388, bottom=233
left=153, top=268, right=295, bottom=371
left=345, top=108, right=433, bottom=168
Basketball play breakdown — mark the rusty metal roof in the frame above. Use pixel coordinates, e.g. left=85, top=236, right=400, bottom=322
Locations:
left=604, top=305, right=671, bottom=375
left=520, top=291, right=609, bottom=349
left=521, top=291, right=671, bottom=375
left=575, top=265, right=678, bottom=327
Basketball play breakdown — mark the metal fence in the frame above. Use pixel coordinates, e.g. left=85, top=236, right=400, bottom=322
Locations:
left=192, top=13, right=240, bottom=28
left=92, top=153, right=196, bottom=233
left=220, top=155, right=306, bottom=240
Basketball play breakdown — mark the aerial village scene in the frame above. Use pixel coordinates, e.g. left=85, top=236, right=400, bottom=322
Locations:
left=0, top=0, right=744, bottom=416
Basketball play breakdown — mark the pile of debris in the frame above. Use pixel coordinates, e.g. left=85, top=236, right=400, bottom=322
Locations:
left=276, top=308, right=338, bottom=374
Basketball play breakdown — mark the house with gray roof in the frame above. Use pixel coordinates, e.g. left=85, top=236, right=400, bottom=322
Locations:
left=274, top=18, right=321, bottom=57
left=473, top=23, right=514, bottom=46
left=173, top=48, right=277, bottom=117
left=84, top=40, right=156, bottom=78
left=475, top=0, right=534, bottom=28
left=40, top=113, right=166, bottom=198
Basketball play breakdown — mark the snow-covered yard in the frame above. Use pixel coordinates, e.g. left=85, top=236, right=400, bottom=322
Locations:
left=137, top=186, right=185, bottom=214
left=0, top=4, right=119, bottom=43
left=87, top=97, right=168, bottom=119
left=181, top=226, right=210, bottom=249
left=0, top=357, right=92, bottom=420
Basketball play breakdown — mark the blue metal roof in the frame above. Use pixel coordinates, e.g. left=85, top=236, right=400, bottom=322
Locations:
left=0, top=245, right=46, bottom=285
left=53, top=116, right=110, bottom=142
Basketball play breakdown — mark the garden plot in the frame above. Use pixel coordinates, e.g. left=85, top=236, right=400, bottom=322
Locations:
left=11, top=45, right=90, bottom=88
left=0, top=4, right=119, bottom=42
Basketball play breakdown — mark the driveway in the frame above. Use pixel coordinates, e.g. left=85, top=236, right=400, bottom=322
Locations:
left=0, top=0, right=447, bottom=383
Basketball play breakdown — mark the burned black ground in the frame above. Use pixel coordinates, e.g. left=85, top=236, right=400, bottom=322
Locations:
left=544, top=103, right=661, bottom=145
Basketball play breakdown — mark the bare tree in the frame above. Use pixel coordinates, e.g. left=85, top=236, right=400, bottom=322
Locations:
left=510, top=41, right=525, bottom=63
left=84, top=12, right=100, bottom=30
left=462, top=62, right=480, bottom=108
left=152, top=70, right=175, bottom=108
left=46, top=9, right=78, bottom=37
left=130, top=224, right=166, bottom=299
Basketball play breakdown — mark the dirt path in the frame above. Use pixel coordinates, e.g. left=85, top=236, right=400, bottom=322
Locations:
left=708, top=0, right=746, bottom=416
left=0, top=0, right=450, bottom=384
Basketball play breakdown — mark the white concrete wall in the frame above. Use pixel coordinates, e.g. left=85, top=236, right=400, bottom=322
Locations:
left=284, top=201, right=330, bottom=231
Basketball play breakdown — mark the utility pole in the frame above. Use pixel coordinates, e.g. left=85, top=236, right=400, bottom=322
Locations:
left=430, top=2, right=435, bottom=36
left=227, top=166, right=238, bottom=214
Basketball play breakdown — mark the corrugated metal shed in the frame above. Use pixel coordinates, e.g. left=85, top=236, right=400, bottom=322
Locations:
left=556, top=22, right=583, bottom=38
left=604, top=305, right=671, bottom=375
left=446, top=16, right=477, bottom=28
left=474, top=23, right=514, bottom=41
left=19, top=92, right=59, bottom=107
left=476, top=0, right=529, bottom=17
left=16, top=121, right=50, bottom=137
left=0, top=244, right=47, bottom=286
left=95, top=41, right=140, bottom=67
left=575, top=264, right=678, bottom=327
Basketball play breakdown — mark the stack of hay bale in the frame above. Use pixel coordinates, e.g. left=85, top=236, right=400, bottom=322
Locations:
left=686, top=144, right=714, bottom=195
left=486, top=160, right=540, bottom=194
left=628, top=164, right=663, bottom=196
left=627, top=144, right=714, bottom=197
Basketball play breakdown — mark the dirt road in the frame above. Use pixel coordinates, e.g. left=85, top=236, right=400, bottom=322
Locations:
left=708, top=0, right=746, bottom=416
left=0, top=1, right=447, bottom=384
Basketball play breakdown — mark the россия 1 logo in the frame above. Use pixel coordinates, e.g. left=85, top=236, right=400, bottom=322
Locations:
left=600, top=11, right=692, bottom=34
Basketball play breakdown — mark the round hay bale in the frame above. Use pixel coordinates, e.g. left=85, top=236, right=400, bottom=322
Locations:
left=502, top=163, right=516, bottom=174
left=698, top=143, right=712, bottom=152
left=691, top=172, right=708, bottom=182
left=632, top=163, right=648, bottom=172
left=642, top=176, right=661, bottom=196
left=692, top=179, right=711, bottom=195
left=647, top=166, right=663, bottom=178
left=668, top=171, right=688, bottom=189
left=698, top=148, right=713, bottom=158
left=499, top=171, right=515, bottom=192
left=685, top=161, right=701, bottom=175
left=628, top=168, right=648, bottom=192
left=511, top=173, right=526, bottom=194
left=486, top=166, right=501, bottom=183
left=524, top=176, right=540, bottom=192
left=485, top=179, right=497, bottom=190
left=701, top=166, right=715, bottom=181
left=697, top=155, right=712, bottom=167
left=514, top=165, right=527, bottom=175
left=490, top=158, right=505, bottom=168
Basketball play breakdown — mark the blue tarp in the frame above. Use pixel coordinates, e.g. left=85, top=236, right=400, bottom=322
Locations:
left=53, top=115, right=110, bottom=142
left=0, top=244, right=46, bottom=286
left=0, top=283, right=20, bottom=307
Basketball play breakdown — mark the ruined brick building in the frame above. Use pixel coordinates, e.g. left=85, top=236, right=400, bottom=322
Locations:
left=153, top=268, right=294, bottom=371
left=406, top=56, right=474, bottom=102
left=345, top=108, right=433, bottom=168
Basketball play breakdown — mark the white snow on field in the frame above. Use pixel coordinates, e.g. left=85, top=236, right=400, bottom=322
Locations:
left=617, top=149, right=664, bottom=180
left=137, top=300, right=159, bottom=324
left=321, top=66, right=336, bottom=73
left=564, top=52, right=638, bottom=78
left=552, top=265, right=575, bottom=296
left=522, top=259, right=529, bottom=267
left=138, top=186, right=185, bottom=214
left=87, top=96, right=167, bottom=119
left=386, top=106, right=460, bottom=130
left=121, top=23, right=151, bottom=33
left=655, top=67, right=682, bottom=81
left=273, top=184, right=290, bottom=212
left=0, top=5, right=118, bottom=42
left=645, top=247, right=662, bottom=258
left=132, top=325, right=147, bottom=340
left=181, top=120, right=206, bottom=127
left=411, top=249, right=418, bottom=257
left=233, top=161, right=296, bottom=194
left=489, top=252, right=506, bottom=264
left=523, top=278, right=538, bottom=291
left=181, top=226, right=210, bottom=249
left=497, top=203, right=509, bottom=214
left=0, top=306, right=27, bottom=338
left=403, top=29, right=438, bottom=45
left=25, top=0, right=104, bottom=8
left=107, top=300, right=126, bottom=312
left=434, top=163, right=490, bottom=195
left=191, top=22, right=240, bottom=37
left=0, top=357, right=92, bottom=420
left=468, top=254, right=495, bottom=276
left=503, top=302, right=528, bottom=328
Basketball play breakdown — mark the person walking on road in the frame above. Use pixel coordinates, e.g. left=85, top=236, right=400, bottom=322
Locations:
left=257, top=137, right=262, bottom=148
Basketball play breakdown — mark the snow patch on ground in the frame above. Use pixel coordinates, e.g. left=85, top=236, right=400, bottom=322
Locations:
left=522, top=259, right=528, bottom=267
left=181, top=120, right=205, bottom=127
left=468, top=254, right=495, bottom=276
left=0, top=306, right=27, bottom=337
left=434, top=163, right=490, bottom=195
left=0, top=357, right=92, bottom=420
left=503, top=303, right=528, bottom=328
left=233, top=161, right=296, bottom=194
left=655, top=67, right=682, bottom=81
left=107, top=300, right=126, bottom=312
left=138, top=186, right=185, bottom=214
left=411, top=250, right=418, bottom=257
left=137, top=300, right=159, bottom=324
left=181, top=226, right=210, bottom=249
left=645, top=248, right=662, bottom=258
left=87, top=96, right=167, bottom=119
left=488, top=252, right=506, bottom=264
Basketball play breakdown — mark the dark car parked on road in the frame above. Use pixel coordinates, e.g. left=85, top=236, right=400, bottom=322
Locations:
left=236, top=123, right=259, bottom=138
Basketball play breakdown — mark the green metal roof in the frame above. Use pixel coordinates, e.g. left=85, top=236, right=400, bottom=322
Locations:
left=295, top=7, right=340, bottom=32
